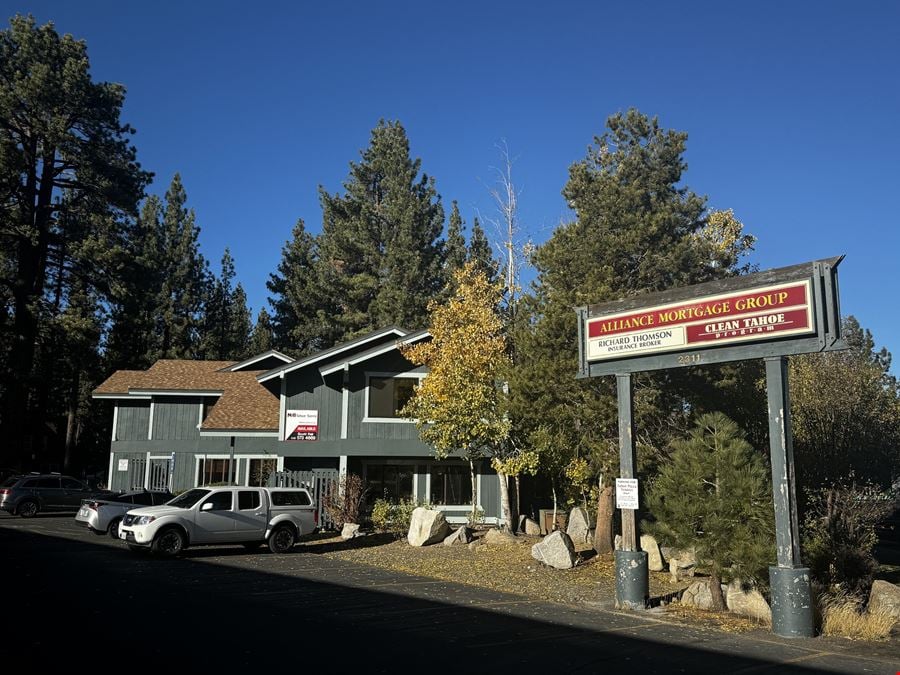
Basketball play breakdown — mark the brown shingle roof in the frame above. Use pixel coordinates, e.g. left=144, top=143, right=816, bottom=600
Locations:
left=92, top=359, right=279, bottom=431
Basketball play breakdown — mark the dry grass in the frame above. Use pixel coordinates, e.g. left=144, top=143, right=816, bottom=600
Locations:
left=820, top=594, right=897, bottom=641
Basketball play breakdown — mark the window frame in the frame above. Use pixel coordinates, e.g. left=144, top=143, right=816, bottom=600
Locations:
left=363, top=371, right=426, bottom=423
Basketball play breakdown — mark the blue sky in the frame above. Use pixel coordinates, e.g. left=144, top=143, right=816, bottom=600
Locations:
left=15, top=1, right=900, bottom=366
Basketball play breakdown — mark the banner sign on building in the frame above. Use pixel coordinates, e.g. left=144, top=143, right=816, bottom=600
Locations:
left=586, top=280, right=813, bottom=362
left=285, top=409, right=319, bottom=441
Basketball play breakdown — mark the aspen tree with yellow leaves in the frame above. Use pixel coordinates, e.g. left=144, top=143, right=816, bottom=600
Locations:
left=401, top=262, right=515, bottom=529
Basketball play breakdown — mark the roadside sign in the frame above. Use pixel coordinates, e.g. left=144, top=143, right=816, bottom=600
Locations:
left=616, top=478, right=639, bottom=510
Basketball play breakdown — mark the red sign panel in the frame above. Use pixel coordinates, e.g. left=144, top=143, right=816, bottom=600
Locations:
left=585, top=280, right=814, bottom=361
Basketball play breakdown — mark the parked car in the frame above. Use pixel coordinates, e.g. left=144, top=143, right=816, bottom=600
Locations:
left=0, top=473, right=114, bottom=517
left=75, top=489, right=174, bottom=538
left=119, top=486, right=316, bottom=556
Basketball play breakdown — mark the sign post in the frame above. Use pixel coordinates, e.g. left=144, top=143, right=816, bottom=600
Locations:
left=576, top=257, right=845, bottom=637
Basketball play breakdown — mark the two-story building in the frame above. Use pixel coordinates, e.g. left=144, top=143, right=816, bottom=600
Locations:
left=92, top=326, right=503, bottom=525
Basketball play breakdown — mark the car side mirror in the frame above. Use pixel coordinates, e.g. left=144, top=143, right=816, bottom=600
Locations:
left=201, top=502, right=214, bottom=511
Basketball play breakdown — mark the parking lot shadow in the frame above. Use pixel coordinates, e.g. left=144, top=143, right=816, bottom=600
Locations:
left=1, top=525, right=888, bottom=672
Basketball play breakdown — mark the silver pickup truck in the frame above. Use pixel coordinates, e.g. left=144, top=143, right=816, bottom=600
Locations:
left=119, top=486, right=316, bottom=556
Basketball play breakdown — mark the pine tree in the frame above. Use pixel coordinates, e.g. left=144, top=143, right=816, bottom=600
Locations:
left=645, top=413, right=774, bottom=609
left=318, top=120, right=445, bottom=336
left=468, top=216, right=497, bottom=283
left=445, top=201, right=467, bottom=278
left=248, top=308, right=275, bottom=355
left=0, top=15, right=150, bottom=464
left=508, top=109, right=756, bottom=553
left=200, top=249, right=251, bottom=360
left=267, top=219, right=335, bottom=354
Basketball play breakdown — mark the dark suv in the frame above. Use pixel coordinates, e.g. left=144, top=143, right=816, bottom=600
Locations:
left=0, top=473, right=112, bottom=517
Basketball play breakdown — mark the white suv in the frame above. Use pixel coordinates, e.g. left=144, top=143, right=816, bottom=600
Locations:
left=119, top=486, right=316, bottom=556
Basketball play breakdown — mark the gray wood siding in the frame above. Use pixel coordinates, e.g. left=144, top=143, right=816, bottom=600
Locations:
left=284, top=369, right=342, bottom=441
left=152, top=397, right=201, bottom=440
left=480, top=469, right=500, bottom=519
left=116, top=402, right=150, bottom=441
left=348, top=351, right=428, bottom=442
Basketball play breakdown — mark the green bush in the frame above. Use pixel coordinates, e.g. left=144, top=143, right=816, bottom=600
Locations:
left=803, top=482, right=896, bottom=596
left=369, top=497, right=425, bottom=533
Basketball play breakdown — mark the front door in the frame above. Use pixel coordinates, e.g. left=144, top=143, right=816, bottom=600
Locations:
left=193, top=491, right=239, bottom=543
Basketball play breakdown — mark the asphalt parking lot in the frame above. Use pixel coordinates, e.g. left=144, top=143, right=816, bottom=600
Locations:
left=1, top=513, right=898, bottom=673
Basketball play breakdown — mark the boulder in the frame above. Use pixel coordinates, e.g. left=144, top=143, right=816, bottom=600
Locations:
left=524, top=518, right=542, bottom=536
left=614, top=534, right=623, bottom=551
left=407, top=507, right=451, bottom=547
left=467, top=539, right=484, bottom=551
left=868, top=580, right=900, bottom=620
left=640, top=534, right=664, bottom=572
left=725, top=580, right=772, bottom=623
left=443, top=526, right=473, bottom=546
left=667, top=548, right=697, bottom=582
left=484, top=528, right=518, bottom=546
left=566, top=507, right=592, bottom=544
left=340, top=523, right=362, bottom=540
left=680, top=580, right=727, bottom=611
left=531, top=530, right=577, bottom=570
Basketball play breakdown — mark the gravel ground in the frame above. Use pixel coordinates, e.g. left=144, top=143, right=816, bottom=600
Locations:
left=299, top=528, right=771, bottom=633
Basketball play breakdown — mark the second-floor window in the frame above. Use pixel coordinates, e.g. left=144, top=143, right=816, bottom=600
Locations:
left=367, top=376, right=418, bottom=419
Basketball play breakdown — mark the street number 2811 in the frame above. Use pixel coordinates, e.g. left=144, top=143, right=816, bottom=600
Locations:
left=677, top=353, right=701, bottom=365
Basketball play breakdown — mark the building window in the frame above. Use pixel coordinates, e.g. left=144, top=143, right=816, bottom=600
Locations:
left=367, top=376, right=418, bottom=418
left=366, top=464, right=414, bottom=502
left=248, top=458, right=277, bottom=487
left=430, top=464, right=472, bottom=505
left=197, top=458, right=236, bottom=486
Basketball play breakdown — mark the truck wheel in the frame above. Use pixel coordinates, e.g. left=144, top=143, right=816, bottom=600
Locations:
left=152, top=527, right=185, bottom=557
left=267, top=525, right=295, bottom=554
left=17, top=500, right=38, bottom=518
left=108, top=518, right=122, bottom=539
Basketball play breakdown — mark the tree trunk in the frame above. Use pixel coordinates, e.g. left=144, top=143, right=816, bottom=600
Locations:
left=469, top=459, right=477, bottom=524
left=551, top=481, right=558, bottom=532
left=515, top=474, right=521, bottom=529
left=708, top=570, right=726, bottom=611
left=593, top=477, right=615, bottom=554
left=63, top=371, right=81, bottom=472
left=497, top=471, right=512, bottom=532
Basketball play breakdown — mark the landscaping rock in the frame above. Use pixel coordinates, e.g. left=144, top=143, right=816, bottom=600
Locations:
left=407, top=507, right=451, bottom=546
left=467, top=539, right=484, bottom=551
left=566, top=507, right=592, bottom=544
left=667, top=548, right=697, bottom=582
left=341, top=523, right=362, bottom=540
left=614, top=534, right=623, bottom=551
left=517, top=514, right=527, bottom=533
left=680, top=580, right=727, bottom=610
left=524, top=518, right=542, bottom=536
left=443, top=526, right=473, bottom=546
left=484, top=528, right=518, bottom=546
left=640, top=534, right=664, bottom=572
left=531, top=530, right=577, bottom=570
left=868, top=580, right=900, bottom=620
left=725, top=579, right=772, bottom=623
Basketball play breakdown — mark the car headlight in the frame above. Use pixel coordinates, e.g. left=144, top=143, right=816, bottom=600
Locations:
left=134, top=515, right=156, bottom=525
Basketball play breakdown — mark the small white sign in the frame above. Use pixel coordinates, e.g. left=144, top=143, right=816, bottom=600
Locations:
left=616, top=478, right=639, bottom=510
left=117, top=459, right=129, bottom=472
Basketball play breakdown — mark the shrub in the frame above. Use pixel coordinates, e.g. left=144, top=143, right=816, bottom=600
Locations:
left=322, top=473, right=368, bottom=527
left=467, top=505, right=485, bottom=528
left=369, top=497, right=423, bottom=533
left=803, top=482, right=897, bottom=596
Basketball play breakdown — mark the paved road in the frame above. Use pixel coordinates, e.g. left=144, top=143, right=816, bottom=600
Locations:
left=1, top=514, right=898, bottom=673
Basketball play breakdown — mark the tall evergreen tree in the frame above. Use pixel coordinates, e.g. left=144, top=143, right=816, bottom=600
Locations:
left=508, top=109, right=755, bottom=553
left=468, top=216, right=497, bottom=283
left=200, top=249, right=251, bottom=360
left=0, top=15, right=150, bottom=465
left=267, top=219, right=335, bottom=354
left=318, top=120, right=445, bottom=336
left=445, top=201, right=467, bottom=277
left=248, top=308, right=275, bottom=355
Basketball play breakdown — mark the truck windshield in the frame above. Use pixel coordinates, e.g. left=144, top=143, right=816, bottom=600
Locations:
left=167, top=489, right=210, bottom=508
